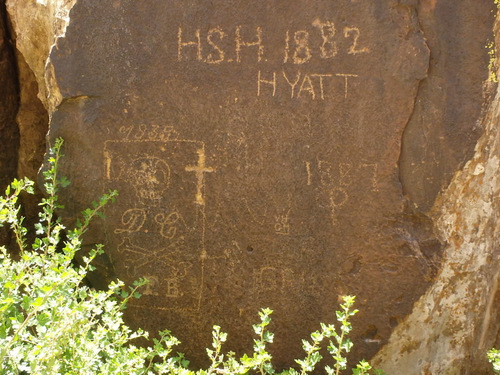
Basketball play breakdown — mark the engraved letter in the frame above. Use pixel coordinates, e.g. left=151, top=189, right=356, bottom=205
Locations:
left=293, top=30, right=312, bottom=64
left=336, top=73, right=358, bottom=99
left=313, top=19, right=337, bottom=59
left=344, top=27, right=369, bottom=55
left=339, top=163, right=353, bottom=187
left=360, top=163, right=379, bottom=191
left=155, top=211, right=180, bottom=239
left=114, top=208, right=146, bottom=234
left=235, top=26, right=264, bottom=63
left=178, top=27, right=202, bottom=61
left=298, top=74, right=315, bottom=99
left=166, top=279, right=179, bottom=297
left=310, top=74, right=333, bottom=100
left=206, top=27, right=226, bottom=64
left=283, top=30, right=291, bottom=63
left=318, top=160, right=334, bottom=186
left=305, top=161, right=312, bottom=186
left=282, top=70, right=301, bottom=98
left=257, top=71, right=277, bottom=97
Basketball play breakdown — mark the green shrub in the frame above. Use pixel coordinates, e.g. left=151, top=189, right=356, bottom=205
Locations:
left=0, top=138, right=382, bottom=374
left=489, top=348, right=500, bottom=373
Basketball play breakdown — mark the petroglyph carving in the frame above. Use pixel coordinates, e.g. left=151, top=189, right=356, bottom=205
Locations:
left=274, top=212, right=290, bottom=235
left=176, top=20, right=369, bottom=66
left=282, top=70, right=302, bottom=98
left=178, top=27, right=203, bottom=61
left=339, top=162, right=353, bottom=187
left=257, top=71, right=277, bottom=97
left=298, top=74, right=316, bottom=98
left=314, top=159, right=380, bottom=222
left=258, top=71, right=358, bottom=99
left=104, top=134, right=211, bottom=303
left=255, top=266, right=300, bottom=292
left=142, top=275, right=159, bottom=296
left=118, top=237, right=154, bottom=277
left=114, top=208, right=146, bottom=234
left=165, top=262, right=193, bottom=298
left=185, top=148, right=214, bottom=205
left=129, top=156, right=170, bottom=206
left=165, top=278, right=180, bottom=298
left=155, top=211, right=183, bottom=239
left=305, top=161, right=312, bottom=185
left=329, top=187, right=349, bottom=209
left=343, top=26, right=370, bottom=55
left=292, top=30, right=312, bottom=64
left=360, top=163, right=379, bottom=191
left=274, top=196, right=292, bottom=235
left=118, top=237, right=193, bottom=298
left=206, top=27, right=226, bottom=64
left=119, top=124, right=177, bottom=141
left=336, top=73, right=358, bottom=99
left=118, top=237, right=185, bottom=275
left=235, top=25, right=264, bottom=63
left=312, top=19, right=338, bottom=59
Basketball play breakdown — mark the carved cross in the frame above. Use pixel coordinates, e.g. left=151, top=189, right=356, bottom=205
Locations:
left=185, top=148, right=214, bottom=205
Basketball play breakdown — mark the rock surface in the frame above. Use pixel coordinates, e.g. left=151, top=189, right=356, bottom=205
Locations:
left=0, top=0, right=18, bottom=191
left=372, top=12, right=500, bottom=375
left=47, top=0, right=434, bottom=366
left=4, top=0, right=77, bottom=187
left=399, top=0, right=494, bottom=213
left=2, top=0, right=497, bottom=372
left=0, top=0, right=18, bottom=247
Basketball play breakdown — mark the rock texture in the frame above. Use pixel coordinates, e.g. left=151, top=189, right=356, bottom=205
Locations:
left=4, top=0, right=76, bottom=228
left=0, top=0, right=18, bottom=191
left=372, top=14, right=500, bottom=375
left=399, top=0, right=494, bottom=213
left=0, top=0, right=18, bottom=247
left=2, top=0, right=497, bottom=373
left=5, top=0, right=76, bottom=114
left=47, top=0, right=435, bottom=367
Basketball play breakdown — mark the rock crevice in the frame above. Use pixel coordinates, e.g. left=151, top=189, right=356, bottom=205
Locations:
left=372, top=11, right=500, bottom=373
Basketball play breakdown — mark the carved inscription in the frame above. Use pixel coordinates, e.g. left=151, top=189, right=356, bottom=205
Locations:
left=305, top=159, right=380, bottom=223
left=257, top=71, right=358, bottom=99
left=253, top=265, right=322, bottom=299
left=185, top=148, right=215, bottom=205
left=274, top=210, right=290, bottom=235
left=104, top=132, right=214, bottom=310
left=177, top=22, right=369, bottom=64
left=176, top=19, right=369, bottom=100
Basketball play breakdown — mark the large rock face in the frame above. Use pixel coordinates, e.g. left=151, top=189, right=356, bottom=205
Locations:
left=4, top=0, right=494, bottom=371
left=371, top=12, right=500, bottom=375
left=48, top=0, right=434, bottom=366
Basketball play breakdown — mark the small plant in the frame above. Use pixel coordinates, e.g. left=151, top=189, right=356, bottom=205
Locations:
left=489, top=348, right=500, bottom=373
left=0, top=138, right=382, bottom=374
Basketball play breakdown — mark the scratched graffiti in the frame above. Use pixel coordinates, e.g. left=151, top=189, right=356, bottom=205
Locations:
left=103, top=134, right=214, bottom=311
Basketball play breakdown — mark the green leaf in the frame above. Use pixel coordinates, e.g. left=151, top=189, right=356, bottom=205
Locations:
left=132, top=292, right=142, bottom=299
left=59, top=176, right=71, bottom=188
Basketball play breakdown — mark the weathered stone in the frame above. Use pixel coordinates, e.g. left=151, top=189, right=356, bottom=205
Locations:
left=19, top=0, right=492, bottom=371
left=399, top=0, right=495, bottom=213
left=372, top=41, right=500, bottom=375
left=4, top=0, right=77, bottom=184
left=3, top=0, right=77, bottom=233
left=5, top=0, right=77, bottom=115
left=0, top=0, right=18, bottom=191
left=0, top=0, right=18, bottom=248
